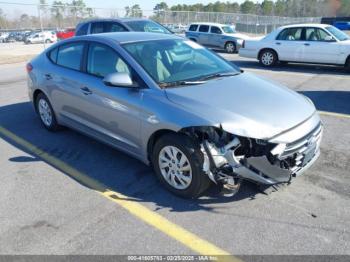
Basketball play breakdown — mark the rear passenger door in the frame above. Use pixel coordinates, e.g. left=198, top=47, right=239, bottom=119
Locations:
left=274, top=27, right=304, bottom=62
left=47, top=42, right=89, bottom=127
left=197, top=25, right=210, bottom=46
left=91, top=21, right=128, bottom=34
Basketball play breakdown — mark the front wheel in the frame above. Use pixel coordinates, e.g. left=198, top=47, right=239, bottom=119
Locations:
left=225, top=41, right=236, bottom=53
left=259, top=49, right=278, bottom=67
left=152, top=133, right=211, bottom=198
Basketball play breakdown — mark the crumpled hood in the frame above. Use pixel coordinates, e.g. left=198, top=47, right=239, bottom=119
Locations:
left=165, top=72, right=316, bottom=139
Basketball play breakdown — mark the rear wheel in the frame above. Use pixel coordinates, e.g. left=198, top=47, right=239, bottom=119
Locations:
left=225, top=41, right=236, bottom=53
left=35, top=93, right=60, bottom=131
left=152, top=133, right=211, bottom=198
left=259, top=49, right=278, bottom=67
left=345, top=57, right=350, bottom=73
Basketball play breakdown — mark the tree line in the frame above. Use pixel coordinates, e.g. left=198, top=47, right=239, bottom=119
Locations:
left=154, top=0, right=349, bottom=17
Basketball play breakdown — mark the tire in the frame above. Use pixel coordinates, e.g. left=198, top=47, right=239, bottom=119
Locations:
left=35, top=93, right=60, bottom=131
left=45, top=39, right=50, bottom=44
left=225, top=41, right=236, bottom=53
left=259, top=49, right=278, bottom=67
left=345, top=57, right=350, bottom=73
left=152, top=133, right=211, bottom=198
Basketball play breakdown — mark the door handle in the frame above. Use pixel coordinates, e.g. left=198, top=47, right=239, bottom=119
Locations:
left=276, top=42, right=281, bottom=45
left=45, top=73, right=52, bottom=80
left=304, top=43, right=310, bottom=46
left=80, top=86, right=92, bottom=95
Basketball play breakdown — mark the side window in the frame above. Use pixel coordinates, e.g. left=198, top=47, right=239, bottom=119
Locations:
left=105, top=22, right=128, bottom=32
left=91, top=22, right=104, bottom=34
left=198, top=25, right=209, bottom=33
left=277, top=28, right=302, bottom=41
left=87, top=43, right=130, bottom=78
left=57, top=43, right=84, bottom=70
left=188, top=24, right=198, bottom=31
left=48, top=47, right=58, bottom=63
left=306, top=28, right=331, bottom=41
left=76, top=23, right=89, bottom=36
left=210, top=26, right=222, bottom=34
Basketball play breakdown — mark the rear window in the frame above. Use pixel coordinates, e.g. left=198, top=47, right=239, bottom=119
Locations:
left=124, top=20, right=171, bottom=34
left=76, top=23, right=89, bottom=36
left=57, top=43, right=84, bottom=71
left=48, top=47, right=58, bottom=63
left=198, top=25, right=209, bottom=32
left=188, top=24, right=198, bottom=31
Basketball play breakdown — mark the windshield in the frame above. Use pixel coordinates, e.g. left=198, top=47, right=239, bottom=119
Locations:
left=222, top=26, right=235, bottom=34
left=124, top=20, right=172, bottom=34
left=123, top=39, right=240, bottom=87
left=326, top=26, right=350, bottom=41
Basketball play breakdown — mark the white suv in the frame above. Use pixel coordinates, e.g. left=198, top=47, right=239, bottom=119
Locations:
left=25, top=31, right=57, bottom=44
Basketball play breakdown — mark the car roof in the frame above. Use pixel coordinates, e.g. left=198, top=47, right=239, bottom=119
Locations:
left=279, top=23, right=330, bottom=29
left=76, top=32, right=183, bottom=44
left=78, top=17, right=152, bottom=25
left=189, top=22, right=229, bottom=27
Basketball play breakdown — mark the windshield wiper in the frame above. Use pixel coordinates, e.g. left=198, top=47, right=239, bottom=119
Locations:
left=198, top=72, right=241, bottom=81
left=158, top=80, right=206, bottom=88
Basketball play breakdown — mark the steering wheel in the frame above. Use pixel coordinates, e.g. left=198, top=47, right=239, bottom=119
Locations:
left=179, top=60, right=194, bottom=72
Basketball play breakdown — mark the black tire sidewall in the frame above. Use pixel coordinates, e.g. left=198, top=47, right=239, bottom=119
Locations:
left=35, top=93, right=59, bottom=131
left=259, top=49, right=277, bottom=67
left=152, top=133, right=211, bottom=198
left=225, top=41, right=236, bottom=53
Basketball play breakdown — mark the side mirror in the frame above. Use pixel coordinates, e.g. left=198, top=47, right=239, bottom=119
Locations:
left=324, top=35, right=336, bottom=42
left=103, top=72, right=134, bottom=88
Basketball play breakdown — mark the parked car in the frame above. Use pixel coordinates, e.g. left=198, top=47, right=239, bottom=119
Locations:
left=239, top=23, right=350, bottom=70
left=25, top=31, right=57, bottom=44
left=4, top=32, right=17, bottom=43
left=75, top=18, right=172, bottom=36
left=56, top=28, right=75, bottom=40
left=168, top=24, right=187, bottom=34
left=0, top=32, right=9, bottom=43
left=185, top=22, right=250, bottom=53
left=333, top=21, right=350, bottom=31
left=27, top=32, right=322, bottom=198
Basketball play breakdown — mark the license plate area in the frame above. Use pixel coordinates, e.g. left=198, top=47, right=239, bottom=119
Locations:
left=302, top=144, right=317, bottom=166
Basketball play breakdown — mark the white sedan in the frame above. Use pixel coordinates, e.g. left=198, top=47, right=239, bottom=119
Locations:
left=239, top=24, right=350, bottom=71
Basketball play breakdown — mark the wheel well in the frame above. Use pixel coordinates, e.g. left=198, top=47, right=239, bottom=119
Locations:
left=225, top=41, right=235, bottom=46
left=345, top=55, right=350, bottom=66
left=147, top=129, right=178, bottom=162
left=258, top=48, right=278, bottom=60
left=33, top=89, right=44, bottom=111
left=189, top=38, right=197, bottom=42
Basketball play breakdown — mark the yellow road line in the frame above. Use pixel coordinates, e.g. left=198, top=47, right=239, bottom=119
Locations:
left=318, top=111, right=350, bottom=119
left=0, top=126, right=240, bottom=261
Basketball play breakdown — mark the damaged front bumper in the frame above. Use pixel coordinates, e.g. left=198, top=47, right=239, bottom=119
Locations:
left=200, top=121, right=323, bottom=190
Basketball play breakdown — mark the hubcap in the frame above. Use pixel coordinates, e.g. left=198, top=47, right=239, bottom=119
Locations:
left=226, top=43, right=235, bottom=53
left=158, top=146, right=192, bottom=190
left=38, top=98, right=52, bottom=127
left=261, top=52, right=274, bottom=65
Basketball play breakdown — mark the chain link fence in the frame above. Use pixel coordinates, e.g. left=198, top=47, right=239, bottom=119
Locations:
left=0, top=2, right=321, bottom=35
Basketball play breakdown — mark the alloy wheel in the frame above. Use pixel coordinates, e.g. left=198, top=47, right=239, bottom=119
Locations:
left=38, top=98, right=53, bottom=127
left=158, top=145, right=192, bottom=190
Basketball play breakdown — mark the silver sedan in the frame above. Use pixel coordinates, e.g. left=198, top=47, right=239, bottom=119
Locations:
left=27, top=32, right=322, bottom=198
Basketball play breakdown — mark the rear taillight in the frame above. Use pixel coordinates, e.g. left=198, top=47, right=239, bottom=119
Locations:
left=242, top=40, right=245, bottom=48
left=26, top=63, right=33, bottom=73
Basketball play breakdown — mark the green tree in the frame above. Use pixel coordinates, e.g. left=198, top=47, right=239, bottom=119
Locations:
left=240, top=0, right=256, bottom=14
left=261, top=0, right=274, bottom=15
left=130, top=4, right=142, bottom=17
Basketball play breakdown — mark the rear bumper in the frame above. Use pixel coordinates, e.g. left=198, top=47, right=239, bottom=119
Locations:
left=239, top=48, right=257, bottom=59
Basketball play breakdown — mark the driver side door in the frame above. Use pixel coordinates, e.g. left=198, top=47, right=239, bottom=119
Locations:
left=78, top=42, right=144, bottom=155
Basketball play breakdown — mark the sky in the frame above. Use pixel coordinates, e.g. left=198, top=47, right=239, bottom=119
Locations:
left=0, top=0, right=247, bottom=18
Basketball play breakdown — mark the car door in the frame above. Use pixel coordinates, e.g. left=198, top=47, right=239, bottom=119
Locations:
left=274, top=27, right=304, bottom=62
left=77, top=42, right=143, bottom=154
left=48, top=42, right=92, bottom=129
left=197, top=25, right=210, bottom=46
left=103, top=21, right=128, bottom=33
left=209, top=26, right=223, bottom=48
left=300, top=27, right=340, bottom=64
